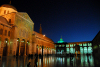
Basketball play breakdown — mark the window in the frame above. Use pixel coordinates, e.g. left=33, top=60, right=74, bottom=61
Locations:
left=66, top=44, right=69, bottom=47
left=9, top=19, right=11, bottom=23
left=88, top=47, right=92, bottom=54
left=88, top=43, right=92, bottom=46
left=8, top=11, right=9, bottom=14
left=80, top=47, right=83, bottom=54
left=0, top=29, right=3, bottom=35
left=70, top=48, right=73, bottom=53
left=8, top=31, right=10, bottom=36
left=70, top=44, right=73, bottom=47
left=74, top=44, right=76, bottom=46
left=4, top=10, right=6, bottom=14
left=62, top=45, right=65, bottom=47
left=79, top=44, right=82, bottom=46
left=5, top=30, right=7, bottom=36
left=66, top=48, right=69, bottom=51
left=59, top=45, right=61, bottom=47
left=66, top=48, right=69, bottom=54
left=84, top=47, right=87, bottom=54
left=83, top=43, right=87, bottom=46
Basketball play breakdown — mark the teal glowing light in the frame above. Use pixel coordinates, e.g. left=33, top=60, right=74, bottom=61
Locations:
left=66, top=48, right=69, bottom=54
left=62, top=45, right=65, bottom=47
left=83, top=43, right=87, bottom=46
left=66, top=44, right=69, bottom=47
left=79, top=44, right=82, bottom=46
left=70, top=48, right=73, bottom=53
left=93, top=45, right=98, bottom=49
left=57, top=37, right=64, bottom=43
left=88, top=43, right=92, bottom=46
left=70, top=44, right=73, bottom=47
left=59, top=45, right=61, bottom=47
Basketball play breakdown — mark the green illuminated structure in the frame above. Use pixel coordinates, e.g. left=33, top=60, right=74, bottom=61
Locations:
left=57, top=37, right=64, bottom=43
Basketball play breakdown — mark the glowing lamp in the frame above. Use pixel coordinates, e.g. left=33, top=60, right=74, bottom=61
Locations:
left=6, top=41, right=7, bottom=43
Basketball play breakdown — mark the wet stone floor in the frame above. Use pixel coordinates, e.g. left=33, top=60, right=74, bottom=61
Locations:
left=0, top=54, right=98, bottom=67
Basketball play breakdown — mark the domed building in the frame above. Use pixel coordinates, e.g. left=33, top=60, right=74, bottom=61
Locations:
left=0, top=4, right=55, bottom=57
left=0, top=4, right=17, bottom=16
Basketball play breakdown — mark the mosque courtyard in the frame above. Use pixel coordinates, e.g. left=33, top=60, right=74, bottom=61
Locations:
left=0, top=54, right=98, bottom=67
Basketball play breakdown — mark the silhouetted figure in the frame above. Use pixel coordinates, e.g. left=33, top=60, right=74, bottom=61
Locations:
left=34, top=54, right=38, bottom=67
left=27, top=62, right=31, bottom=67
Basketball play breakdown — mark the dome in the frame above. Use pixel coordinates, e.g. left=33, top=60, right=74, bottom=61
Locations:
left=1, top=4, right=17, bottom=11
left=0, top=16, right=8, bottom=25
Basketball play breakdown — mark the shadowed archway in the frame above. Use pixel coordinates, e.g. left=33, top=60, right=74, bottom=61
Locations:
left=20, top=39, right=25, bottom=56
left=26, top=41, right=29, bottom=55
left=16, top=38, right=20, bottom=56
left=3, top=38, right=8, bottom=56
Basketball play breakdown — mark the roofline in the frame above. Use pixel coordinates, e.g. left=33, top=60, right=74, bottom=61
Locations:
left=92, top=31, right=100, bottom=41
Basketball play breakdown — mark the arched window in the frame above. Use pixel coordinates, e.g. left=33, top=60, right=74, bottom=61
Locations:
left=5, top=30, right=7, bottom=36
left=8, top=31, right=10, bottom=37
left=0, top=29, right=3, bottom=35
left=7, top=11, right=9, bottom=14
left=9, top=19, right=11, bottom=23
left=4, top=10, right=6, bottom=14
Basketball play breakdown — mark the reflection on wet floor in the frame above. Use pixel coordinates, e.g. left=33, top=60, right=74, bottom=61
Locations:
left=0, top=54, right=95, bottom=67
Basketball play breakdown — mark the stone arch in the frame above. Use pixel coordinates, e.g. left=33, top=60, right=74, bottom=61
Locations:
left=3, top=38, right=9, bottom=56
left=16, top=38, right=20, bottom=56
left=20, top=39, right=25, bottom=56
left=26, top=40, right=29, bottom=55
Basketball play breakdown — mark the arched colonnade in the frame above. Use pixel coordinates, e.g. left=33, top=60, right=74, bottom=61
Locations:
left=36, top=45, right=55, bottom=55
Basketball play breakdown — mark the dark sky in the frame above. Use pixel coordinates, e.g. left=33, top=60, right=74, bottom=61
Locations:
left=0, top=0, right=100, bottom=43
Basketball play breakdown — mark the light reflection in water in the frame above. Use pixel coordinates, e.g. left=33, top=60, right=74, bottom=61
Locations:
left=0, top=55, right=95, bottom=67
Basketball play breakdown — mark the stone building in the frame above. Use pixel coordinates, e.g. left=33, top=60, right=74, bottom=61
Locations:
left=32, top=24, right=55, bottom=55
left=92, top=31, right=100, bottom=66
left=55, top=37, right=92, bottom=55
left=0, top=4, right=55, bottom=57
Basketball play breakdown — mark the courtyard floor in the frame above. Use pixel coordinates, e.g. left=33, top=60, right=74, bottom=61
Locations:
left=0, top=54, right=99, bottom=67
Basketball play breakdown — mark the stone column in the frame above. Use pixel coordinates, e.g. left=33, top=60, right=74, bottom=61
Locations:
left=19, top=42, right=21, bottom=56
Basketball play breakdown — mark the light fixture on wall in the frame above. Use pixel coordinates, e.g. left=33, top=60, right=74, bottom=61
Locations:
left=6, top=41, right=7, bottom=43
left=43, top=35, right=45, bottom=37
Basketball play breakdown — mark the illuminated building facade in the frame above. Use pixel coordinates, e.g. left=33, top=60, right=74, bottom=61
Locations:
left=55, top=37, right=93, bottom=55
left=0, top=4, right=55, bottom=57
left=55, top=37, right=67, bottom=56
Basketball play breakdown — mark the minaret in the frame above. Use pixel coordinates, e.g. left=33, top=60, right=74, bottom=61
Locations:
left=39, top=24, right=42, bottom=34
left=9, top=0, right=11, bottom=4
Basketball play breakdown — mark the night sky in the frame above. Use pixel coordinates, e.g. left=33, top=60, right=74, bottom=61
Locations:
left=0, top=0, right=100, bottom=43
